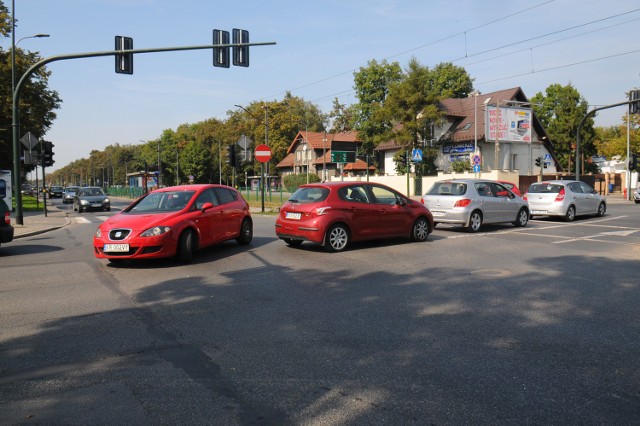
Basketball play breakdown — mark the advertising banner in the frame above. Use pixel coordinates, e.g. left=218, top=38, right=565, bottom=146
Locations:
left=486, top=106, right=532, bottom=143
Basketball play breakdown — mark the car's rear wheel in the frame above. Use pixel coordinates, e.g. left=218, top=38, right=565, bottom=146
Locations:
left=466, top=211, right=483, bottom=232
left=564, top=205, right=576, bottom=222
left=283, top=238, right=303, bottom=247
left=411, top=217, right=430, bottom=242
left=177, top=229, right=196, bottom=263
left=596, top=202, right=606, bottom=217
left=513, top=208, right=529, bottom=227
left=324, top=224, right=349, bottom=252
left=236, top=218, right=253, bottom=245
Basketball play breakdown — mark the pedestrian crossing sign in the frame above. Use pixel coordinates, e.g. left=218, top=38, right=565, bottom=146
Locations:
left=412, top=148, right=423, bottom=163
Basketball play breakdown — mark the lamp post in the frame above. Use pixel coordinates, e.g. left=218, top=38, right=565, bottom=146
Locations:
left=10, top=0, right=50, bottom=224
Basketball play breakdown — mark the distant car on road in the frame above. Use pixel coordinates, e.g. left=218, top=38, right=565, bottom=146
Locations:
left=73, top=187, right=111, bottom=213
left=93, top=184, right=252, bottom=264
left=634, top=187, right=640, bottom=204
left=21, top=183, right=32, bottom=195
left=0, top=198, right=14, bottom=249
left=275, top=181, right=433, bottom=252
left=62, top=186, right=80, bottom=204
left=421, top=179, right=530, bottom=232
left=48, top=185, right=64, bottom=198
left=524, top=180, right=606, bottom=221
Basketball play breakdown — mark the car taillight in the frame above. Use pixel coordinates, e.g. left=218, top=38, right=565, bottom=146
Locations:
left=555, top=188, right=565, bottom=201
left=420, top=197, right=424, bottom=204
left=522, top=194, right=528, bottom=201
left=454, top=199, right=472, bottom=207
left=4, top=211, right=10, bottom=225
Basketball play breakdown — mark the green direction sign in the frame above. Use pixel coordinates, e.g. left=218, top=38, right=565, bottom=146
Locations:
left=331, top=151, right=356, bottom=163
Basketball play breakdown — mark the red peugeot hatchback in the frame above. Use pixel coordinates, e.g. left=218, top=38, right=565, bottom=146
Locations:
left=94, top=184, right=252, bottom=264
left=275, top=182, right=434, bottom=252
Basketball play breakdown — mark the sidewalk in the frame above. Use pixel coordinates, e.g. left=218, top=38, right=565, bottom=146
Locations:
left=10, top=204, right=71, bottom=239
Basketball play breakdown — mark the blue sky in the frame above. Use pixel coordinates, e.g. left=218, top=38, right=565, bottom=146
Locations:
left=4, top=0, right=640, bottom=170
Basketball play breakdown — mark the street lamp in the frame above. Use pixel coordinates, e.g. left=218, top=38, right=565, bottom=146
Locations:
left=10, top=0, right=51, bottom=224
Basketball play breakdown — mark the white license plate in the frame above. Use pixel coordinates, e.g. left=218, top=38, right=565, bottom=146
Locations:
left=285, top=212, right=302, bottom=220
left=531, top=210, right=546, bottom=215
left=91, top=204, right=102, bottom=208
left=104, top=244, right=130, bottom=253
left=431, top=211, right=446, bottom=217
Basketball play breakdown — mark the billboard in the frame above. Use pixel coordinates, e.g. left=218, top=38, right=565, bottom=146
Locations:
left=485, top=106, right=532, bottom=143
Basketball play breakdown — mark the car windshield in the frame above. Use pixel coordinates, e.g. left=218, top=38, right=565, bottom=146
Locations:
left=78, top=188, right=105, bottom=197
left=427, top=182, right=467, bottom=196
left=288, top=187, right=330, bottom=203
left=527, top=183, right=563, bottom=193
left=125, top=190, right=196, bottom=213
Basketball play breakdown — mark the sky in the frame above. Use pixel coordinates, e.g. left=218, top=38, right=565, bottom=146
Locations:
left=4, top=0, right=640, bottom=171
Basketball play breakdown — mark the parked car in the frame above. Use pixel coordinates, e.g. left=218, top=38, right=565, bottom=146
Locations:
left=0, top=198, right=14, bottom=249
left=93, top=184, right=252, bottom=263
left=62, top=186, right=80, bottom=204
left=48, top=185, right=64, bottom=198
left=421, top=179, right=530, bottom=232
left=275, top=182, right=433, bottom=252
left=634, top=186, right=640, bottom=204
left=73, top=187, right=111, bottom=212
left=523, top=180, right=606, bottom=221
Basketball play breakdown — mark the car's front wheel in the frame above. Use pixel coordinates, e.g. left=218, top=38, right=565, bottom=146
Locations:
left=466, top=211, right=483, bottom=232
left=324, top=224, right=349, bottom=252
left=596, top=202, right=606, bottom=217
left=411, top=217, right=430, bottom=242
left=177, top=229, right=196, bottom=263
left=513, top=208, right=529, bottom=227
left=236, top=218, right=253, bottom=245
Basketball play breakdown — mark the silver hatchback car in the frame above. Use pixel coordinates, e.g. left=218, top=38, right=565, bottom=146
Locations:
left=524, top=180, right=606, bottom=221
left=421, top=179, right=530, bottom=232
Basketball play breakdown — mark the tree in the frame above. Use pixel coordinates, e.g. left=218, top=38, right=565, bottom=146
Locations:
left=0, top=0, right=62, bottom=172
left=531, top=83, right=595, bottom=173
left=352, top=59, right=403, bottom=152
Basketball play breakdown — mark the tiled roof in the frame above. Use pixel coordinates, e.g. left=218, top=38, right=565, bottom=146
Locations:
left=344, top=159, right=375, bottom=171
left=439, top=87, right=526, bottom=143
left=276, top=153, right=295, bottom=168
left=286, top=130, right=359, bottom=154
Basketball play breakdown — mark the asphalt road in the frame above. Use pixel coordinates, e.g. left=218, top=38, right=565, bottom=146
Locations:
left=1, top=199, right=639, bottom=425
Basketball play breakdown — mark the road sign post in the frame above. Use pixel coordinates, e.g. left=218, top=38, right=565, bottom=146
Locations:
left=255, top=144, right=272, bottom=213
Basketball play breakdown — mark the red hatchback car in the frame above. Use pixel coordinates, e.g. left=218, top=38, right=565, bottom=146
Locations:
left=94, top=184, right=252, bottom=263
left=275, top=182, right=434, bottom=252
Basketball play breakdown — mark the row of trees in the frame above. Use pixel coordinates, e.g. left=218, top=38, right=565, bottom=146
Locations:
left=2, top=0, right=637, bottom=187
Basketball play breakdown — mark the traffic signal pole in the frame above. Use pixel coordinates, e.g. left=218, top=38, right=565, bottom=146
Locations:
left=11, top=40, right=275, bottom=225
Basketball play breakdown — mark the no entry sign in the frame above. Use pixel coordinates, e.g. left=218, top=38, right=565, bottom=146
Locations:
left=255, top=144, right=272, bottom=163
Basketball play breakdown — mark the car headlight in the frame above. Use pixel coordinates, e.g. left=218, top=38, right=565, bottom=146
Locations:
left=80, top=199, right=89, bottom=205
left=140, top=226, right=171, bottom=237
left=95, top=228, right=102, bottom=238
left=103, top=198, right=110, bottom=204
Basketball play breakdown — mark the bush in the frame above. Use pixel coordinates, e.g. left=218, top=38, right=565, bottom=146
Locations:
left=451, top=160, right=472, bottom=173
left=283, top=174, right=321, bottom=192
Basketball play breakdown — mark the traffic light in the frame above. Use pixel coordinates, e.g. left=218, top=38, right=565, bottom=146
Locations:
left=42, top=141, right=54, bottom=167
left=227, top=144, right=237, bottom=168
left=630, top=90, right=640, bottom=114
left=535, top=157, right=542, bottom=167
left=232, top=28, right=249, bottom=67
left=115, top=36, right=133, bottom=74
left=213, top=29, right=230, bottom=68
left=631, top=153, right=638, bottom=170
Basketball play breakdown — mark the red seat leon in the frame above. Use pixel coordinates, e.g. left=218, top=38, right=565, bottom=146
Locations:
left=275, top=182, right=433, bottom=252
left=94, top=184, right=252, bottom=264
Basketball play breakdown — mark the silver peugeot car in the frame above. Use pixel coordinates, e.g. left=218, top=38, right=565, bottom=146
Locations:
left=523, top=180, right=606, bottom=221
left=421, top=179, right=530, bottom=232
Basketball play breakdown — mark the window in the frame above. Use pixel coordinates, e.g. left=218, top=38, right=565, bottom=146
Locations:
left=214, top=187, right=237, bottom=205
left=370, top=185, right=399, bottom=205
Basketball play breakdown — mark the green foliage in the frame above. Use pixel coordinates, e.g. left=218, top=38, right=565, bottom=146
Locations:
left=0, top=47, right=62, bottom=171
left=282, top=173, right=321, bottom=192
left=531, top=83, right=595, bottom=172
left=451, top=160, right=471, bottom=173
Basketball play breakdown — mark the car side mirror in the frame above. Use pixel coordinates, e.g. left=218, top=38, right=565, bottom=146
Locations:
left=200, top=202, right=214, bottom=212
